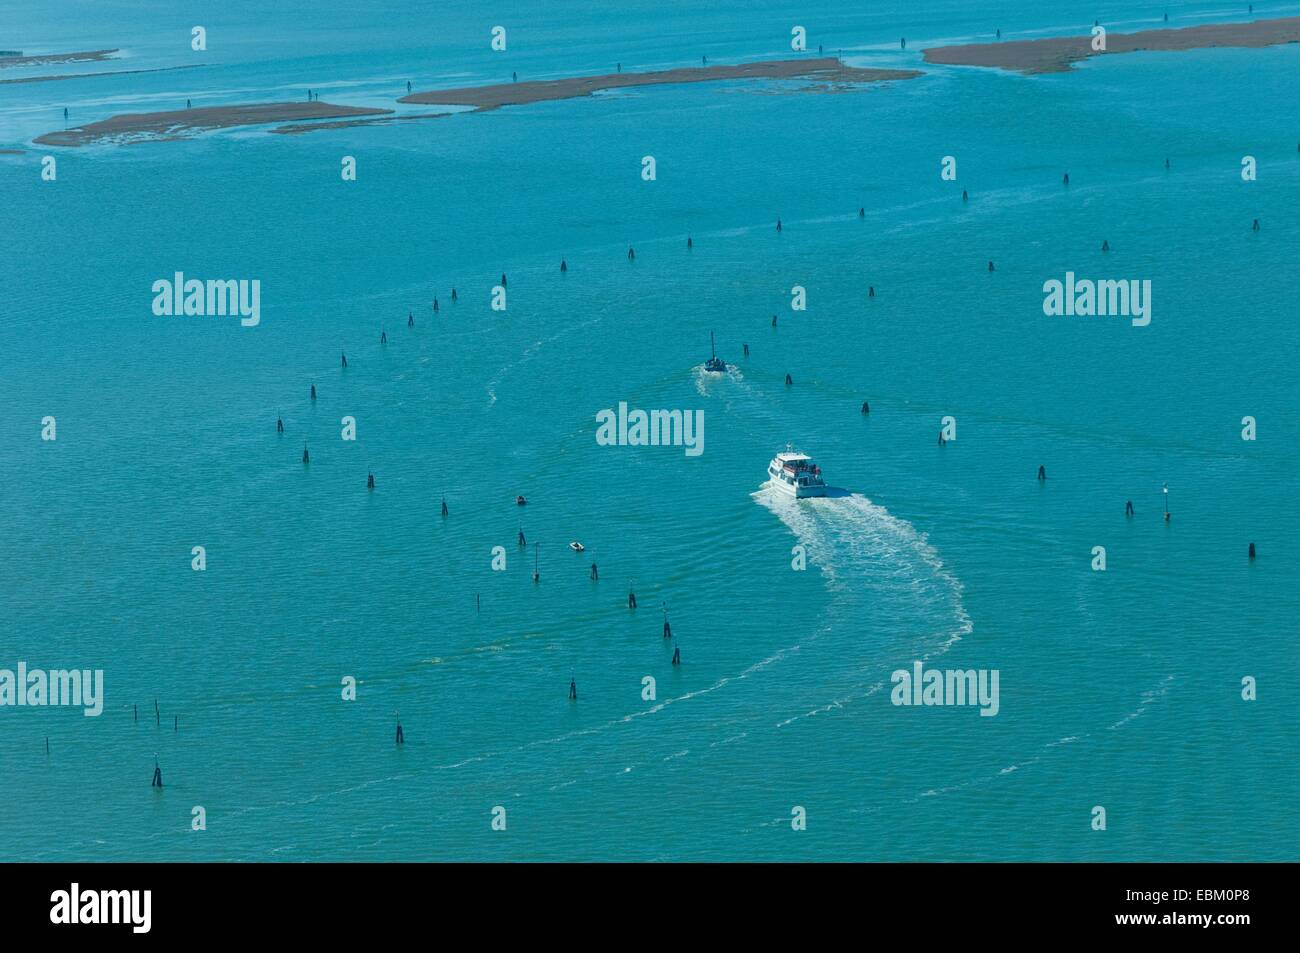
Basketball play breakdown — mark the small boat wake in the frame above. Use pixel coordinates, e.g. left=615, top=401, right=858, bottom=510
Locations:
left=692, top=362, right=744, bottom=396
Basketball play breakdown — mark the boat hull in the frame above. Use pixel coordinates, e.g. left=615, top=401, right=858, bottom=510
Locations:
left=769, top=479, right=827, bottom=499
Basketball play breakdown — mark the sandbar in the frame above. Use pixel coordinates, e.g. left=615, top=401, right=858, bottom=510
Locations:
left=922, top=16, right=1300, bottom=73
left=1, top=64, right=204, bottom=85
left=0, top=49, right=119, bottom=69
left=400, top=57, right=921, bottom=111
left=35, top=102, right=394, bottom=147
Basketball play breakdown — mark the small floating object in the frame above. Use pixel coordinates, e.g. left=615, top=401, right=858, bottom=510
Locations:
left=569, top=541, right=585, bottom=552
left=516, top=495, right=527, bottom=506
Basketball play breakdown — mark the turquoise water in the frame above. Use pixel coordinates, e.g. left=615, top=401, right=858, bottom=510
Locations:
left=2, top=1, right=1298, bottom=861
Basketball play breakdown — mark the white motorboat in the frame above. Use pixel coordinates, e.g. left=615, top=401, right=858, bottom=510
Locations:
left=766, top=445, right=827, bottom=498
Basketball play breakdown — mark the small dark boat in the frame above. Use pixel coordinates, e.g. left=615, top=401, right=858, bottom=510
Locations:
left=516, top=495, right=527, bottom=506
left=704, top=331, right=726, bottom=373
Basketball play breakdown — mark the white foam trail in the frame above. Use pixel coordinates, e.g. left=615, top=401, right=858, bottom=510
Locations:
left=692, top=361, right=744, bottom=396
left=842, top=673, right=1178, bottom=820
left=1108, top=673, right=1175, bottom=730
left=430, top=642, right=802, bottom=773
left=753, top=486, right=972, bottom=659
left=776, top=681, right=884, bottom=727
left=486, top=314, right=604, bottom=406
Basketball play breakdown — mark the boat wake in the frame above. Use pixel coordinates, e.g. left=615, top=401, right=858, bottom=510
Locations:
left=692, top=361, right=744, bottom=396
left=485, top=313, right=605, bottom=406
left=752, top=485, right=972, bottom=663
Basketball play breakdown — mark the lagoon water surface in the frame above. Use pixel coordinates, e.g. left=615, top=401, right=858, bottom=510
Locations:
left=1, top=0, right=1297, bottom=860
